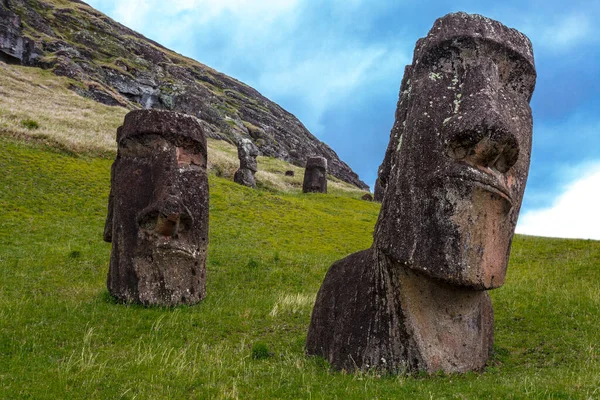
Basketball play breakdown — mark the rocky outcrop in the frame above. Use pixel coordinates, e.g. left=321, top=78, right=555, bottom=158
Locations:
left=0, top=0, right=367, bottom=189
left=0, top=1, right=35, bottom=63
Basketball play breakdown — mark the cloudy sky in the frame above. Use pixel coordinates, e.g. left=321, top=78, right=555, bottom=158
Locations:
left=85, top=0, right=600, bottom=240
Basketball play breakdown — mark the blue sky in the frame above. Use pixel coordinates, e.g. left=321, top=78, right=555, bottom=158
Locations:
left=85, top=0, right=600, bottom=239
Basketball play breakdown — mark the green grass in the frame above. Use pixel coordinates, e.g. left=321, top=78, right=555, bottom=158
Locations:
left=19, top=118, right=39, bottom=130
left=1, top=137, right=600, bottom=399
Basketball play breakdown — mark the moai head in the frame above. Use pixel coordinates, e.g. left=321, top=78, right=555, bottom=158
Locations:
left=233, top=138, right=260, bottom=188
left=237, top=138, right=259, bottom=172
left=374, top=13, right=536, bottom=290
left=104, top=110, right=209, bottom=306
left=302, top=156, right=328, bottom=193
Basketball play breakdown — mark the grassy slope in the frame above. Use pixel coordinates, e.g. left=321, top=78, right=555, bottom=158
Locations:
left=2, top=137, right=600, bottom=399
left=1, top=64, right=600, bottom=398
left=0, top=62, right=367, bottom=197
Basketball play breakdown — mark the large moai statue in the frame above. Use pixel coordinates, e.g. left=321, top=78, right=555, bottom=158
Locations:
left=306, top=12, right=536, bottom=374
left=104, top=110, right=209, bottom=306
left=302, top=156, right=328, bottom=193
left=233, top=138, right=259, bottom=188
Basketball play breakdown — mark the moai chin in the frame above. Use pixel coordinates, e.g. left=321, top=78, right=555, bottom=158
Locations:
left=233, top=138, right=260, bottom=188
left=104, top=110, right=209, bottom=306
left=302, top=156, right=328, bottom=193
left=306, top=12, right=536, bottom=374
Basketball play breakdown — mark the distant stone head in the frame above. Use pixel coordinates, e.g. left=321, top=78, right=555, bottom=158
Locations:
left=234, top=138, right=260, bottom=188
left=302, top=156, right=328, bottom=194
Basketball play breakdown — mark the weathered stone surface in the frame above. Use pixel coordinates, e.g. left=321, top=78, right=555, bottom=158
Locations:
left=104, top=110, right=209, bottom=306
left=302, top=156, right=328, bottom=194
left=307, top=12, right=536, bottom=374
left=233, top=138, right=259, bottom=188
left=2, top=0, right=368, bottom=190
left=374, top=65, right=413, bottom=203
left=237, top=138, right=259, bottom=172
left=233, top=168, right=256, bottom=188
left=306, top=248, right=494, bottom=373
left=0, top=1, right=36, bottom=64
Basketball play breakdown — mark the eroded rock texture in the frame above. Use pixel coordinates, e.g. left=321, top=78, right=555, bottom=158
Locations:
left=233, top=138, right=259, bottom=188
left=0, top=1, right=36, bottom=64
left=307, top=12, right=536, bottom=374
left=104, top=110, right=209, bottom=306
left=302, top=156, right=328, bottom=194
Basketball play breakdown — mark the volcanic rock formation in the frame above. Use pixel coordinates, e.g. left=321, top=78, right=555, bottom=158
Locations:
left=0, top=0, right=367, bottom=189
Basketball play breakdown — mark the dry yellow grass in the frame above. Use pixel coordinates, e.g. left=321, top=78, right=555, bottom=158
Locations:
left=0, top=62, right=370, bottom=196
left=0, top=63, right=126, bottom=156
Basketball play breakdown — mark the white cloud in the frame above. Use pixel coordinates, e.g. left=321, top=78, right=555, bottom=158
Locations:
left=517, top=162, right=600, bottom=240
left=257, top=46, right=408, bottom=132
left=539, top=13, right=594, bottom=50
left=87, top=0, right=300, bottom=38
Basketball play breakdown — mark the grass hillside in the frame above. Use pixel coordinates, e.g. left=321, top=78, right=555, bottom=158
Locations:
left=0, top=62, right=366, bottom=197
left=1, top=63, right=600, bottom=398
left=3, top=0, right=368, bottom=188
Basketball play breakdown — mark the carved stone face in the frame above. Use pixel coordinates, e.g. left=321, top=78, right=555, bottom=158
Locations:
left=104, top=110, right=208, bottom=305
left=302, top=156, right=328, bottom=193
left=237, top=138, right=259, bottom=172
left=374, top=14, right=536, bottom=290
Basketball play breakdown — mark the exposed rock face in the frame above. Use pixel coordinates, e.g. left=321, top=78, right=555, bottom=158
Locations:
left=306, top=12, right=536, bottom=374
left=0, top=0, right=367, bottom=189
left=361, top=193, right=373, bottom=202
left=104, top=110, right=209, bottom=306
left=233, top=138, right=259, bottom=188
left=0, top=1, right=35, bottom=63
left=302, top=156, right=328, bottom=194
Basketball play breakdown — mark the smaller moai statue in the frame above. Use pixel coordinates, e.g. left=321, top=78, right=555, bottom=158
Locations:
left=233, top=138, right=259, bottom=188
left=302, top=156, right=328, bottom=193
left=104, top=110, right=209, bottom=306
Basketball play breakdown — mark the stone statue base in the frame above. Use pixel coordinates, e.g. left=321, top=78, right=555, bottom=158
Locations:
left=306, top=248, right=494, bottom=373
left=234, top=168, right=257, bottom=188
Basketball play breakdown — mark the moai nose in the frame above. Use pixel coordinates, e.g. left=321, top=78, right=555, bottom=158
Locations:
left=445, top=67, right=520, bottom=173
left=137, top=197, right=192, bottom=238
left=447, top=118, right=519, bottom=173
